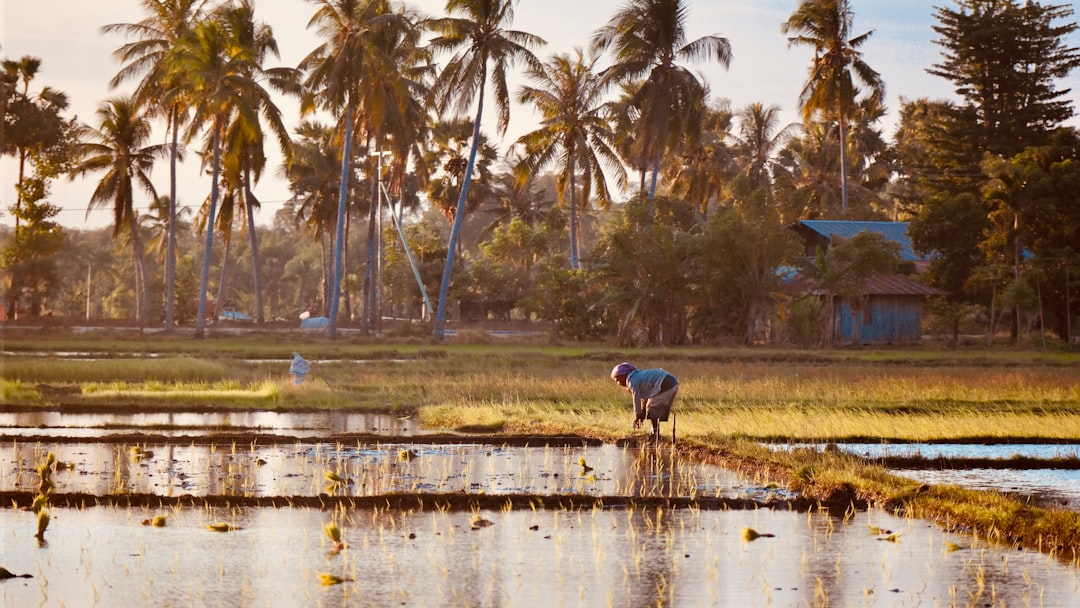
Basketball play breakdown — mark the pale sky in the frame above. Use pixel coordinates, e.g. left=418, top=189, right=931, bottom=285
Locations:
left=2, top=0, right=1079, bottom=230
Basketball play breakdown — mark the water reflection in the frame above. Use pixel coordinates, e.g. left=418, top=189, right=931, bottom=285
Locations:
left=1, top=506, right=1075, bottom=607
left=1, top=442, right=787, bottom=501
left=768, top=442, right=1080, bottom=512
left=895, top=468, right=1080, bottom=511
left=0, top=410, right=427, bottom=438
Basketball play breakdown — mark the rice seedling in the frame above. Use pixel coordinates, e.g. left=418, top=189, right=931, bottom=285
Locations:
left=324, top=521, right=346, bottom=552
left=468, top=511, right=494, bottom=531
left=29, top=493, right=48, bottom=514
left=130, top=445, right=153, bottom=461
left=741, top=527, right=775, bottom=541
left=317, top=572, right=352, bottom=585
left=36, top=452, right=55, bottom=494
left=867, top=524, right=891, bottom=536
left=139, top=515, right=167, bottom=527
left=35, top=509, right=50, bottom=539
left=324, top=470, right=349, bottom=485
left=206, top=522, right=240, bottom=532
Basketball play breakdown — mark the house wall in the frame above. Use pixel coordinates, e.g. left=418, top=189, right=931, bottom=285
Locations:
left=834, top=295, right=925, bottom=345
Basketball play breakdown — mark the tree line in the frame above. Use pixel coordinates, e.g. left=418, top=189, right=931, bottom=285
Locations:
left=3, top=0, right=1079, bottom=346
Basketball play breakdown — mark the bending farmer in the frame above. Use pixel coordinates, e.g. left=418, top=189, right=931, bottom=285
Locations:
left=610, top=362, right=678, bottom=441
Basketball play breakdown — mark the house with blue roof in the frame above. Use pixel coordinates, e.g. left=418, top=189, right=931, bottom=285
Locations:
left=790, top=220, right=931, bottom=273
left=786, top=220, right=945, bottom=345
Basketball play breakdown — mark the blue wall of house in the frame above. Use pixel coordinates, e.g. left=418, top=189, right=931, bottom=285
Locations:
left=834, top=295, right=925, bottom=345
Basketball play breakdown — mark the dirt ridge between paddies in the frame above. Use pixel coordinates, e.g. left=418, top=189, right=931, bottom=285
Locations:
left=1, top=490, right=840, bottom=514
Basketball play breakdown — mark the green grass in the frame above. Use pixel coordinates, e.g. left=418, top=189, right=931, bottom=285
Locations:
left=7, top=345, right=1080, bottom=437
left=1, top=379, right=40, bottom=403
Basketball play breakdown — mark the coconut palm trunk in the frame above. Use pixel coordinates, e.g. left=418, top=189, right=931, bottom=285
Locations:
left=648, top=153, right=661, bottom=201
left=244, top=163, right=264, bottom=325
left=127, top=210, right=151, bottom=328
left=327, top=104, right=353, bottom=338
left=214, top=229, right=231, bottom=321
left=569, top=164, right=579, bottom=269
left=838, top=113, right=849, bottom=212
left=434, top=73, right=486, bottom=339
left=364, top=146, right=379, bottom=332
left=165, top=105, right=179, bottom=332
left=194, top=124, right=222, bottom=338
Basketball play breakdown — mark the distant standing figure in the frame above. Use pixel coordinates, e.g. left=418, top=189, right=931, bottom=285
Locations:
left=290, top=352, right=310, bottom=385
left=610, top=362, right=678, bottom=441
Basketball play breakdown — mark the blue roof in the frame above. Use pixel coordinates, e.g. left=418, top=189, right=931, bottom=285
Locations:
left=797, top=220, right=927, bottom=262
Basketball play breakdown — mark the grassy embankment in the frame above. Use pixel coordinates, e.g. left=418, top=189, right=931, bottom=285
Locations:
left=3, top=328, right=1080, bottom=556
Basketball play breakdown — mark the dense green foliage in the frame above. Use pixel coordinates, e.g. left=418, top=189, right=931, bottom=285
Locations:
left=3, top=0, right=1080, bottom=347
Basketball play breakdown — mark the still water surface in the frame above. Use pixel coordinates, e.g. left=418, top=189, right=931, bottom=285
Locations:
left=2, top=506, right=1075, bottom=607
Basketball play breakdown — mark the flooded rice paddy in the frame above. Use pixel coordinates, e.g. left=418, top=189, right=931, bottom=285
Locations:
left=3, top=411, right=1080, bottom=605
left=3, top=504, right=1077, bottom=607
left=0, top=409, right=430, bottom=439
left=1, top=441, right=788, bottom=501
left=771, top=442, right=1080, bottom=512
left=782, top=442, right=1080, bottom=461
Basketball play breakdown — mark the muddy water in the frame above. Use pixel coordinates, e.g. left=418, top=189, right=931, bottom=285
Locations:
left=2, top=442, right=791, bottom=501
left=2, top=505, right=1076, bottom=607
left=0, top=410, right=428, bottom=439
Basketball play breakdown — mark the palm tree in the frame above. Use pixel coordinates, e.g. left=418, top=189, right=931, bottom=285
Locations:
left=205, top=0, right=292, bottom=326
left=667, top=100, right=734, bottom=215
left=782, top=0, right=884, bottom=213
left=605, top=81, right=652, bottom=191
left=776, top=121, right=843, bottom=220
left=426, top=0, right=545, bottom=339
left=729, top=102, right=799, bottom=201
left=481, top=154, right=554, bottom=235
left=514, top=48, right=626, bottom=269
left=348, top=4, right=430, bottom=332
left=300, top=0, right=414, bottom=337
left=591, top=0, right=731, bottom=200
left=173, top=17, right=281, bottom=338
left=420, top=116, right=497, bottom=225
left=144, top=194, right=192, bottom=264
left=103, top=0, right=208, bottom=333
left=286, top=120, right=350, bottom=311
left=287, top=122, right=346, bottom=239
left=70, top=96, right=167, bottom=327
